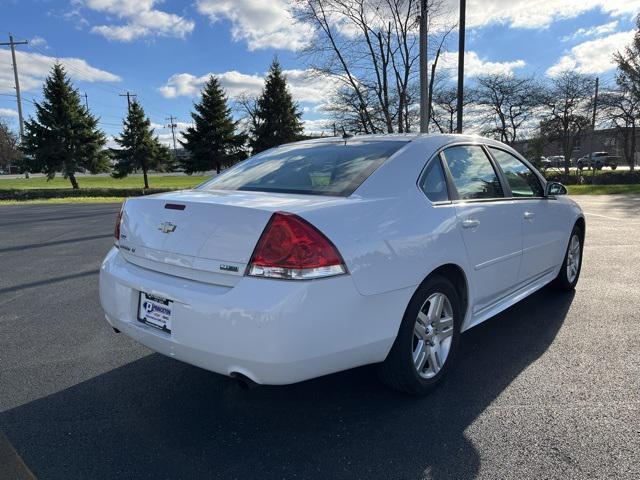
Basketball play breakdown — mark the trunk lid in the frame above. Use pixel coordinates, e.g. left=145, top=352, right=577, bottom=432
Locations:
left=118, top=189, right=351, bottom=286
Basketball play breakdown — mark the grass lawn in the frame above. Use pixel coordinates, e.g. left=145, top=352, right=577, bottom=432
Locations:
left=0, top=174, right=210, bottom=190
left=0, top=197, right=125, bottom=205
left=566, top=184, right=640, bottom=195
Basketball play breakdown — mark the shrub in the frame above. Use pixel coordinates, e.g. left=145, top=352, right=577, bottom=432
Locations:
left=543, top=171, right=640, bottom=185
left=0, top=187, right=177, bottom=201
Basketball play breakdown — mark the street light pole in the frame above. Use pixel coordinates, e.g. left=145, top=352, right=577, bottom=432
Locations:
left=419, top=0, right=429, bottom=134
left=455, top=0, right=466, bottom=134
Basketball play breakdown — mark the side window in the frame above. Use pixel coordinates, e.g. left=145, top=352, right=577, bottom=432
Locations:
left=441, top=146, right=504, bottom=200
left=419, top=159, right=449, bottom=202
left=489, top=148, right=544, bottom=197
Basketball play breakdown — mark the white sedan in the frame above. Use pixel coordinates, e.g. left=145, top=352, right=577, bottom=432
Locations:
left=99, top=134, right=584, bottom=395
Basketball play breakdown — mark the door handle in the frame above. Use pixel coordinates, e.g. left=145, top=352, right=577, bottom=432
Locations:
left=461, top=218, right=480, bottom=229
left=524, top=211, right=536, bottom=220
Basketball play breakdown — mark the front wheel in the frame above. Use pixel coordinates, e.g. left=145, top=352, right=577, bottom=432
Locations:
left=553, top=225, right=584, bottom=291
left=378, top=275, right=461, bottom=395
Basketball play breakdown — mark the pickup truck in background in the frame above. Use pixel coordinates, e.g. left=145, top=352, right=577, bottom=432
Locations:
left=575, top=152, right=619, bottom=170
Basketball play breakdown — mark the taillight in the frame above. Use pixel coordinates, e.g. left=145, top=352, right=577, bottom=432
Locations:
left=248, top=212, right=347, bottom=280
left=114, top=201, right=125, bottom=243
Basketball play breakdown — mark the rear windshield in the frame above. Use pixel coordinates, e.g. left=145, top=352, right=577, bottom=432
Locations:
left=198, top=140, right=408, bottom=196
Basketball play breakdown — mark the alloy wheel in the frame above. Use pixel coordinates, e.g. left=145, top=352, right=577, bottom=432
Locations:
left=412, top=292, right=454, bottom=379
left=566, top=234, right=581, bottom=283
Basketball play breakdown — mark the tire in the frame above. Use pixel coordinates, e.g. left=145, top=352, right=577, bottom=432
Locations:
left=378, top=275, right=462, bottom=395
left=577, top=162, right=584, bottom=171
left=611, top=164, right=618, bottom=170
left=552, top=224, right=584, bottom=291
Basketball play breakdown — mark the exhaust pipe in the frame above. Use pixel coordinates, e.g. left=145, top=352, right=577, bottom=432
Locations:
left=231, top=372, right=258, bottom=390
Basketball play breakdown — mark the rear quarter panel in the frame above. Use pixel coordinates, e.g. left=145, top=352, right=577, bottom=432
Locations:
left=300, top=139, right=471, bottom=298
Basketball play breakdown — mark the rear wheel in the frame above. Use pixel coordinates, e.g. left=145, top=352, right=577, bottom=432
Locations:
left=553, top=225, right=584, bottom=291
left=378, top=275, right=461, bottom=395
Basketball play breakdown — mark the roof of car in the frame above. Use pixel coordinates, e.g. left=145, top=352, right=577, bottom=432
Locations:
left=291, top=132, right=496, bottom=146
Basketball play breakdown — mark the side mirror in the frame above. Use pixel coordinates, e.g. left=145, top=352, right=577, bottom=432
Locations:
left=546, top=182, right=567, bottom=197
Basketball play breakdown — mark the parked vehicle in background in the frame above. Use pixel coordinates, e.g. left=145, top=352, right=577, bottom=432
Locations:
left=575, top=152, right=619, bottom=170
left=540, top=155, right=566, bottom=170
left=100, top=134, right=585, bottom=395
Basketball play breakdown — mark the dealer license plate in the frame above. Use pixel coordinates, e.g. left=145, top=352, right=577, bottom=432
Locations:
left=138, top=292, right=173, bottom=332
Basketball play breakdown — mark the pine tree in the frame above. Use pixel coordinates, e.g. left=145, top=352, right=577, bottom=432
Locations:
left=180, top=76, right=246, bottom=174
left=250, top=59, right=303, bottom=153
left=112, top=101, right=171, bottom=188
left=22, top=63, right=108, bottom=189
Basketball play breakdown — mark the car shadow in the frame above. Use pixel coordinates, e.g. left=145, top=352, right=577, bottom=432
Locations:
left=0, top=288, right=574, bottom=480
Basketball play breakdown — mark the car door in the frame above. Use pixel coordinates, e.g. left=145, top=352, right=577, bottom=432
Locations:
left=440, top=145, right=523, bottom=313
left=487, top=147, right=566, bottom=284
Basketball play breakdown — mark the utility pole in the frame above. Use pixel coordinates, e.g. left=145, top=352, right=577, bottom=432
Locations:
left=0, top=35, right=28, bottom=141
left=419, top=0, right=429, bottom=133
left=588, top=77, right=599, bottom=171
left=456, top=0, right=466, bottom=134
left=166, top=115, right=179, bottom=158
left=119, top=91, right=137, bottom=111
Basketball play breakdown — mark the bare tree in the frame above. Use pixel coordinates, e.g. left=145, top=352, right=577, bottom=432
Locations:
left=430, top=84, right=458, bottom=133
left=295, top=0, right=450, bottom=133
left=541, top=71, right=594, bottom=174
left=600, top=87, right=640, bottom=170
left=472, top=74, right=543, bottom=145
left=614, top=15, right=640, bottom=104
left=610, top=14, right=640, bottom=169
left=0, top=118, right=21, bottom=172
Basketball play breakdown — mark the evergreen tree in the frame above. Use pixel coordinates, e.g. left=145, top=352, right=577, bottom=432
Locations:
left=180, top=76, right=246, bottom=174
left=250, top=59, right=303, bottom=153
left=112, top=101, right=171, bottom=188
left=22, top=63, right=108, bottom=189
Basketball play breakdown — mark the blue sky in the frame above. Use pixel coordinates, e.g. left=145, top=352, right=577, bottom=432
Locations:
left=0, top=0, right=638, bottom=146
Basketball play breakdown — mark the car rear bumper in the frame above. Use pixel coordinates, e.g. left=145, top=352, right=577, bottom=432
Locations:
left=99, top=248, right=411, bottom=385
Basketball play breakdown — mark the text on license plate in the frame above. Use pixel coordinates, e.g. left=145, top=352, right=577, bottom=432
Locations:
left=138, top=292, right=173, bottom=332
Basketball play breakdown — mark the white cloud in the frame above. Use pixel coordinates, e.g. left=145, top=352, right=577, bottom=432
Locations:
left=547, top=30, right=634, bottom=76
left=453, top=0, right=640, bottom=30
left=302, top=118, right=333, bottom=135
left=0, top=108, right=18, bottom=118
left=562, top=21, right=619, bottom=41
left=80, top=0, right=195, bottom=41
left=0, top=49, right=121, bottom=94
left=196, top=0, right=313, bottom=51
left=437, top=51, right=526, bottom=78
left=29, top=36, right=49, bottom=49
left=159, top=69, right=338, bottom=105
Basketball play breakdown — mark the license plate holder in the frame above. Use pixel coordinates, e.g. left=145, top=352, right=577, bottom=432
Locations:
left=138, top=292, right=173, bottom=333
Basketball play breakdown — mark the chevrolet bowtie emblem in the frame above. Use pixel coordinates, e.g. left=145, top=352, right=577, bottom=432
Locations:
left=158, top=221, right=177, bottom=233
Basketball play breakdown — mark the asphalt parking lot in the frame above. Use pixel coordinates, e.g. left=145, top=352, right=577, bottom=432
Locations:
left=1, top=196, right=639, bottom=480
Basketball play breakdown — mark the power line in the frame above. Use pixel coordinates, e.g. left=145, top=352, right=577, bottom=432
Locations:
left=0, top=34, right=28, bottom=140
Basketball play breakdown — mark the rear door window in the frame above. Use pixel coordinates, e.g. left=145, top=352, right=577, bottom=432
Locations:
left=199, top=140, right=408, bottom=196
